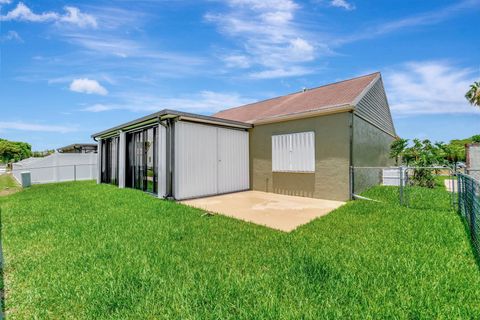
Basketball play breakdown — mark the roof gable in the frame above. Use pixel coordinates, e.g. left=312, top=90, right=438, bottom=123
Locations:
left=355, top=77, right=396, bottom=136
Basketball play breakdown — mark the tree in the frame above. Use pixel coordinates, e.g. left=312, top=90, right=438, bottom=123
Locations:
left=0, top=139, right=32, bottom=163
left=436, top=142, right=463, bottom=168
left=472, top=135, right=480, bottom=143
left=466, top=81, right=480, bottom=107
left=406, top=139, right=439, bottom=188
left=389, top=138, right=441, bottom=188
left=389, top=138, right=408, bottom=165
left=32, top=149, right=55, bottom=157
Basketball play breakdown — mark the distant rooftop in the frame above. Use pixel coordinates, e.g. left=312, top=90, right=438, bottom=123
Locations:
left=57, top=143, right=98, bottom=153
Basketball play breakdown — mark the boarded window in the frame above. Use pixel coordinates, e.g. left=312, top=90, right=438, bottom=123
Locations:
left=272, top=132, right=315, bottom=172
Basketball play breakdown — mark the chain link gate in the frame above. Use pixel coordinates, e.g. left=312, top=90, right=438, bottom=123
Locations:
left=350, top=166, right=456, bottom=207
left=402, top=167, right=456, bottom=208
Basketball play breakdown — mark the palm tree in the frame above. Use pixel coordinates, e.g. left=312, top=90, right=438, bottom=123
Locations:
left=466, top=81, right=480, bottom=107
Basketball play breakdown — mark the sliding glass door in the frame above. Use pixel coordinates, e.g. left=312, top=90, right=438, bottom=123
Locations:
left=101, top=136, right=119, bottom=185
left=126, top=126, right=158, bottom=194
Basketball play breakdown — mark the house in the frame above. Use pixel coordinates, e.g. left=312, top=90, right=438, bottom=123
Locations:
left=466, top=143, right=480, bottom=181
left=91, top=72, right=396, bottom=201
left=57, top=143, right=98, bottom=153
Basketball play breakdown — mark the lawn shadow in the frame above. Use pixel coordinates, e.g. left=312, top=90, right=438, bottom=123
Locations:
left=457, top=212, right=480, bottom=271
left=401, top=186, right=454, bottom=211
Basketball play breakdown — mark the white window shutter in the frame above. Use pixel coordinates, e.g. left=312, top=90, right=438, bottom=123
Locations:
left=272, top=131, right=315, bottom=172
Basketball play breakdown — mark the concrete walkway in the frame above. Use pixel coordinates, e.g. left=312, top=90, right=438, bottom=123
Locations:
left=181, top=191, right=345, bottom=232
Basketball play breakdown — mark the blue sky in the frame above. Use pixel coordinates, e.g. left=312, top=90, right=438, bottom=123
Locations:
left=0, top=0, right=479, bottom=150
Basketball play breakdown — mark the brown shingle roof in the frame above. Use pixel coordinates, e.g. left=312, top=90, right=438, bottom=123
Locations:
left=213, top=72, right=380, bottom=123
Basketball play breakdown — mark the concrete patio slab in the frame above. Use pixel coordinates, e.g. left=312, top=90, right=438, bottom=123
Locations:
left=181, top=191, right=345, bottom=232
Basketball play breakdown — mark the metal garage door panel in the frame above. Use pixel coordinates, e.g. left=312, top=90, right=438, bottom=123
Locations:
left=217, top=128, right=249, bottom=194
left=174, top=121, right=218, bottom=200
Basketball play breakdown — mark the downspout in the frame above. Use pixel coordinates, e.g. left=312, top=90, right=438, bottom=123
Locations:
left=165, top=117, right=176, bottom=199
left=349, top=110, right=354, bottom=200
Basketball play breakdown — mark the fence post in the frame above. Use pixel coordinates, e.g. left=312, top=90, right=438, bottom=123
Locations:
left=469, top=178, right=475, bottom=242
left=399, top=166, right=404, bottom=206
left=74, top=165, right=77, bottom=182
left=450, top=169, right=454, bottom=207
left=457, top=173, right=463, bottom=215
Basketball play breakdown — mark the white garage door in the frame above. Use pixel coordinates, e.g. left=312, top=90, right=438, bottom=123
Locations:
left=174, top=121, right=249, bottom=200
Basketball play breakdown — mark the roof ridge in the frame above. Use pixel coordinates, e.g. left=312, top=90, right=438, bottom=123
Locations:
left=214, top=71, right=381, bottom=115
left=297, top=71, right=380, bottom=94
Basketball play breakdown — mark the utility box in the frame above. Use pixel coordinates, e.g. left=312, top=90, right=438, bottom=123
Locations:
left=21, top=171, right=31, bottom=188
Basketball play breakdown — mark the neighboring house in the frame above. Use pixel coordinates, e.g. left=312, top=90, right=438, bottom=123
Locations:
left=57, top=143, right=98, bottom=153
left=466, top=143, right=480, bottom=181
left=92, top=72, right=396, bottom=201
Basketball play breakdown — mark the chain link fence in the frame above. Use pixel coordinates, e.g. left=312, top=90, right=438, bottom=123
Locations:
left=402, top=167, right=456, bottom=209
left=352, top=166, right=480, bottom=259
left=457, top=173, right=480, bottom=257
left=351, top=166, right=456, bottom=207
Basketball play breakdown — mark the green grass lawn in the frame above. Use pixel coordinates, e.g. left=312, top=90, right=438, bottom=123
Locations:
left=1, top=181, right=480, bottom=319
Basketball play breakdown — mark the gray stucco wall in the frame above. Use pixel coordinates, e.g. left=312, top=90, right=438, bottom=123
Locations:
left=352, top=115, right=396, bottom=194
left=249, top=112, right=351, bottom=201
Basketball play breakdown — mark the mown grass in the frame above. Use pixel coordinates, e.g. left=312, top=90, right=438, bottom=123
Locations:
left=1, top=181, right=479, bottom=319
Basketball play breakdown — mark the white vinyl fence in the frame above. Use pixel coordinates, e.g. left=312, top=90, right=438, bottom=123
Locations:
left=12, top=153, right=97, bottom=184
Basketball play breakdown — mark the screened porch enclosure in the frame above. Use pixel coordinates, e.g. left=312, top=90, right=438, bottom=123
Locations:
left=126, top=126, right=158, bottom=194
left=93, top=111, right=252, bottom=200
left=100, top=137, right=119, bottom=185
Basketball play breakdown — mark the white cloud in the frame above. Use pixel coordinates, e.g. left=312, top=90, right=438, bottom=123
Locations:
left=82, top=91, right=253, bottom=114
left=250, top=66, right=314, bottom=79
left=335, top=0, right=479, bottom=45
left=59, top=6, right=97, bottom=28
left=0, top=2, right=58, bottom=22
left=63, top=34, right=206, bottom=67
left=330, top=0, right=355, bottom=10
left=69, top=78, right=108, bottom=95
left=0, top=30, right=22, bottom=42
left=0, top=121, right=76, bottom=133
left=0, top=2, right=97, bottom=28
left=206, top=0, right=318, bottom=78
left=385, top=61, right=480, bottom=115
left=0, top=0, right=12, bottom=4
left=82, top=104, right=112, bottom=112
left=222, top=55, right=251, bottom=68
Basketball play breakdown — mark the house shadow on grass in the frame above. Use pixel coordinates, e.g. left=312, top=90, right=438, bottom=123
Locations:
left=458, top=213, right=480, bottom=271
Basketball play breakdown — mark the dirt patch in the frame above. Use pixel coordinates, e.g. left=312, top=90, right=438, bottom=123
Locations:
left=0, top=174, right=22, bottom=197
left=0, top=188, right=21, bottom=197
